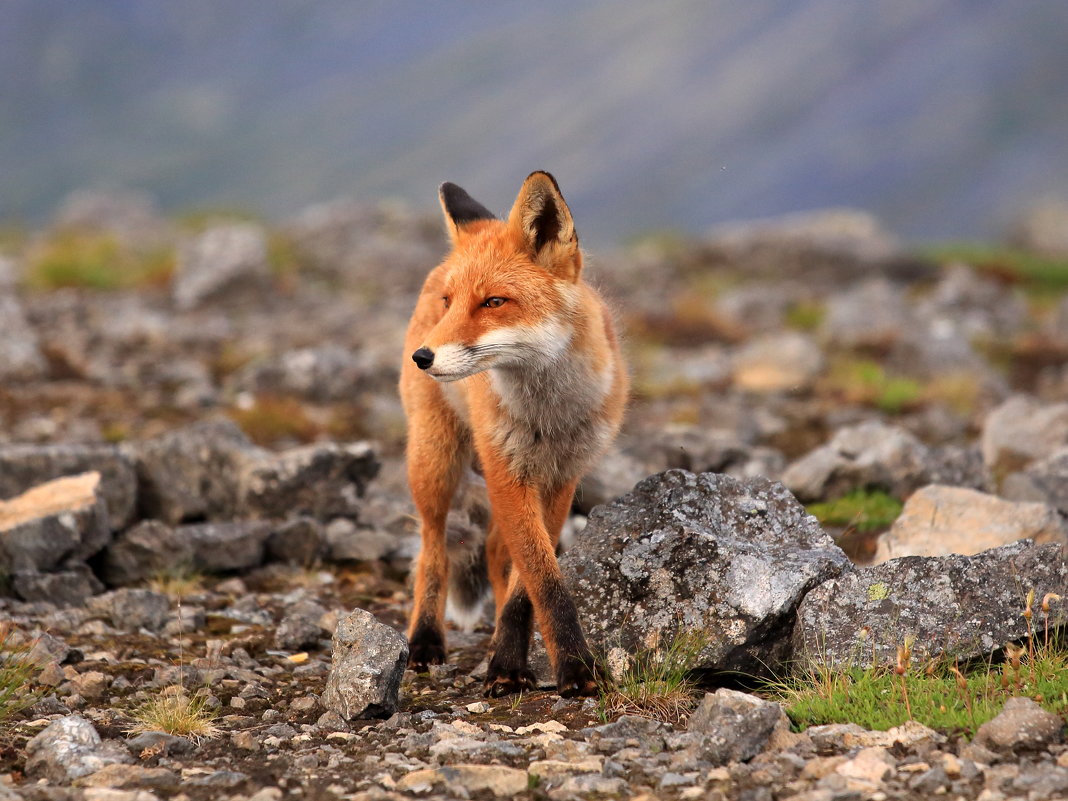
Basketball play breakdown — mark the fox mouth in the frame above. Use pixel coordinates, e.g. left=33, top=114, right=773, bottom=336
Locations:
left=426, top=368, right=472, bottom=383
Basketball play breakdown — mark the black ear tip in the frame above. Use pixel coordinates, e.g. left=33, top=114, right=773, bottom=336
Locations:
left=526, top=171, right=561, bottom=192
left=440, top=182, right=496, bottom=225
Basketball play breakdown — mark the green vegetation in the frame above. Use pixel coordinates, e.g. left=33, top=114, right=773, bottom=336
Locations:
left=767, top=592, right=1068, bottom=735
left=768, top=639, right=1068, bottom=735
left=923, top=242, right=1068, bottom=296
left=228, top=394, right=321, bottom=446
left=784, top=300, right=826, bottom=332
left=24, top=231, right=174, bottom=290
left=807, top=489, right=903, bottom=533
left=598, top=629, right=708, bottom=724
left=0, top=622, right=40, bottom=722
left=823, top=358, right=924, bottom=414
left=148, top=566, right=206, bottom=598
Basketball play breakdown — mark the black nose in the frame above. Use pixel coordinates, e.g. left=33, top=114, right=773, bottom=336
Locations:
left=412, top=347, right=435, bottom=370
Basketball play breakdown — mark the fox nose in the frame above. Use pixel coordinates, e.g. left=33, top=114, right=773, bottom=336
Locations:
left=412, top=347, right=435, bottom=370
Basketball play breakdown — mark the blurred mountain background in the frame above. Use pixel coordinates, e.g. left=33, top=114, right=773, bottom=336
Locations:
left=2, top=0, right=1067, bottom=244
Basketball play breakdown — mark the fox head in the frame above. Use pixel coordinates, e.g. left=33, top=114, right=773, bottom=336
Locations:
left=413, top=172, right=585, bottom=382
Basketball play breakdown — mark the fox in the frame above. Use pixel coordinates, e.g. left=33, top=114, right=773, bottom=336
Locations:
left=400, top=171, right=628, bottom=697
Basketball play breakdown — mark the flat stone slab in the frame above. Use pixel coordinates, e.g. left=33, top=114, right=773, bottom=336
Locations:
left=793, top=540, right=1068, bottom=668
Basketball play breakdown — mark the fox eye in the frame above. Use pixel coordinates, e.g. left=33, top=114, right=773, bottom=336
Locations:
left=442, top=296, right=451, bottom=309
left=482, top=297, right=507, bottom=308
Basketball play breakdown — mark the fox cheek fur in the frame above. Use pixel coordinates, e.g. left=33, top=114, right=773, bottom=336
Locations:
left=400, top=171, right=628, bottom=697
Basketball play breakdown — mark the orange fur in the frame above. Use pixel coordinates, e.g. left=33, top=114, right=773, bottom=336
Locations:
left=400, top=172, right=628, bottom=695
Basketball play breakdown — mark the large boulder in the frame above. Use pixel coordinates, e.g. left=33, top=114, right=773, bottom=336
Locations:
left=322, top=608, right=408, bottom=719
left=560, top=470, right=849, bottom=676
left=873, top=485, right=1068, bottom=563
left=0, top=443, right=138, bottom=528
left=0, top=472, right=110, bottom=575
left=793, top=541, right=1068, bottom=669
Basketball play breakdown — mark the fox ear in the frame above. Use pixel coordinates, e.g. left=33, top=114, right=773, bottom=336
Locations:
left=439, top=182, right=496, bottom=243
left=508, top=171, right=581, bottom=280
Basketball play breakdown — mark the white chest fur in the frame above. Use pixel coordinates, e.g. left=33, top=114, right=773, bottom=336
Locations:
left=488, top=350, right=616, bottom=487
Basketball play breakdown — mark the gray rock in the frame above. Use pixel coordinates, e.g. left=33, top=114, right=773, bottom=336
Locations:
left=915, top=264, right=1029, bottom=340
left=575, top=448, right=648, bottom=515
left=283, top=197, right=445, bottom=294
left=25, top=715, right=133, bottom=783
left=560, top=470, right=849, bottom=676
left=782, top=421, right=931, bottom=502
left=172, top=222, right=270, bottom=310
left=702, top=210, right=931, bottom=284
left=0, top=443, right=138, bottom=528
left=1002, top=447, right=1068, bottom=516
left=686, top=689, right=785, bottom=765
left=981, top=395, right=1068, bottom=473
left=181, top=521, right=272, bottom=572
left=130, top=420, right=264, bottom=524
left=89, top=588, right=170, bottom=632
left=924, top=444, right=993, bottom=493
left=266, top=517, right=326, bottom=566
left=0, top=472, right=110, bottom=574
left=233, top=344, right=385, bottom=402
left=322, top=608, right=407, bottom=719
left=12, top=567, right=103, bottom=604
left=98, top=521, right=195, bottom=586
left=793, top=541, right=1068, bottom=668
left=53, top=187, right=166, bottom=245
left=239, top=442, right=379, bottom=521
left=821, top=279, right=914, bottom=349
left=275, top=599, right=328, bottom=651
left=974, top=696, right=1065, bottom=754
left=123, top=731, right=195, bottom=758
left=324, top=518, right=395, bottom=562
left=0, top=292, right=47, bottom=381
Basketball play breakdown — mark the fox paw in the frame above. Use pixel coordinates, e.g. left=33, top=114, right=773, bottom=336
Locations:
left=483, top=666, right=538, bottom=697
left=555, top=654, right=600, bottom=698
left=407, top=629, right=446, bottom=672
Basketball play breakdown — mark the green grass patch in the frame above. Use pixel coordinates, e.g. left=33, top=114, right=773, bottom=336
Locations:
left=24, top=231, right=174, bottom=290
left=767, top=633, right=1068, bottom=735
left=822, top=358, right=924, bottom=414
left=1, top=622, right=40, bottom=722
left=785, top=300, right=826, bottom=332
left=922, top=242, right=1068, bottom=296
left=807, top=489, right=903, bottom=533
left=598, top=629, right=708, bottom=724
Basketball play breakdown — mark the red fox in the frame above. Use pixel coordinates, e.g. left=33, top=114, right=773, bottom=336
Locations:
left=400, top=172, right=628, bottom=696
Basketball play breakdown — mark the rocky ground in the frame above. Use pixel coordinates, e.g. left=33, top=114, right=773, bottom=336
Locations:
left=1, top=189, right=1068, bottom=800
